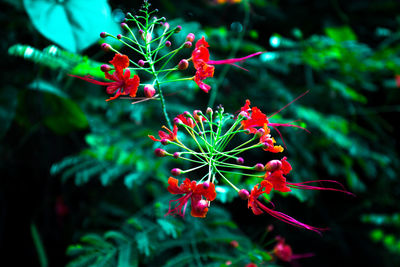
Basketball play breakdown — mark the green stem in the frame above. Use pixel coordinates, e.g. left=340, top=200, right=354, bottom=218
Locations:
left=31, top=222, right=48, bottom=267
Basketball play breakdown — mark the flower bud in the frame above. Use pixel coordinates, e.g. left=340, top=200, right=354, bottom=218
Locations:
left=254, top=163, right=265, bottom=172
left=161, top=138, right=169, bottom=145
left=255, top=128, right=265, bottom=138
left=178, top=59, right=189, bottom=70
left=236, top=157, right=244, bottom=164
left=173, top=118, right=183, bottom=125
left=174, top=25, right=182, bottom=33
left=138, top=60, right=145, bottom=67
left=165, top=40, right=171, bottom=47
left=144, top=85, right=156, bottom=98
left=100, top=64, right=111, bottom=72
left=202, top=181, right=210, bottom=189
left=193, top=110, right=202, bottom=121
left=193, top=199, right=208, bottom=213
left=138, top=29, right=144, bottom=35
left=183, top=111, right=191, bottom=117
left=120, top=22, right=129, bottom=29
left=265, top=160, right=282, bottom=172
left=238, top=111, right=248, bottom=118
left=230, top=240, right=239, bottom=248
left=154, top=148, right=166, bottom=157
left=173, top=152, right=180, bottom=159
left=100, top=32, right=108, bottom=38
left=206, top=107, right=213, bottom=115
left=238, top=189, right=250, bottom=200
left=184, top=41, right=192, bottom=48
left=101, top=43, right=111, bottom=51
left=164, top=22, right=170, bottom=30
left=117, top=34, right=122, bottom=40
left=171, top=168, right=181, bottom=176
left=186, top=33, right=195, bottom=42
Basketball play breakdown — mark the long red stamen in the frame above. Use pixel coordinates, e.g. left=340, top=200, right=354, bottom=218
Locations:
left=207, top=52, right=264, bottom=65
left=268, top=90, right=310, bottom=119
left=68, top=74, right=113, bottom=86
left=287, top=180, right=355, bottom=196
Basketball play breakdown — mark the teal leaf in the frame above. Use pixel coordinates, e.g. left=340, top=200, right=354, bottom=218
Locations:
left=23, top=0, right=119, bottom=52
left=29, top=79, right=69, bottom=98
left=0, top=87, right=18, bottom=139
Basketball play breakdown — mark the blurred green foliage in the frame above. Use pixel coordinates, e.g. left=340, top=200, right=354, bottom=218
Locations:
left=3, top=0, right=400, bottom=266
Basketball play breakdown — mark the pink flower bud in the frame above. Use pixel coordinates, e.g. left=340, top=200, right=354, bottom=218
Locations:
left=255, top=128, right=265, bottom=138
left=184, top=41, right=192, bottom=48
left=154, top=148, right=166, bottom=157
left=100, top=64, right=111, bottom=72
left=173, top=118, right=183, bottom=125
left=165, top=40, right=171, bottom=47
left=183, top=111, right=191, bottom=117
left=254, top=163, right=265, bottom=172
left=236, top=157, right=244, bottom=164
left=238, top=111, right=248, bottom=118
left=144, top=85, right=156, bottom=98
left=120, top=23, right=128, bottom=29
left=174, top=25, right=182, bottom=33
left=171, top=168, right=181, bottom=176
left=100, top=32, right=108, bottom=38
left=193, top=199, right=208, bottom=213
left=161, top=138, right=169, bottom=145
left=101, top=43, right=111, bottom=51
left=265, top=160, right=282, bottom=172
left=186, top=33, right=195, bottom=42
left=138, top=29, right=144, bottom=35
left=206, top=107, right=213, bottom=115
left=178, top=59, right=189, bottom=70
left=173, top=152, right=180, bottom=159
left=117, top=34, right=122, bottom=40
left=202, top=181, right=210, bottom=189
left=138, top=60, right=145, bottom=67
left=164, top=22, right=170, bottom=30
left=193, top=110, right=202, bottom=121
left=238, top=189, right=250, bottom=200
left=230, top=240, right=239, bottom=248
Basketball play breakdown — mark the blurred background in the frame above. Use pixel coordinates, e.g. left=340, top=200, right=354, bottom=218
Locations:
left=1, top=0, right=400, bottom=266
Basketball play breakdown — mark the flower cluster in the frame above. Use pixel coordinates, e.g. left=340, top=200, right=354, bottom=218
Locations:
left=150, top=98, right=353, bottom=233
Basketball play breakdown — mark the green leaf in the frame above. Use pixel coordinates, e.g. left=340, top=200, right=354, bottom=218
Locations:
left=29, top=79, right=69, bottom=98
left=23, top=0, right=119, bottom=52
left=325, top=26, right=357, bottom=42
left=135, top=232, right=150, bottom=256
left=43, top=94, right=88, bottom=134
left=157, top=218, right=178, bottom=238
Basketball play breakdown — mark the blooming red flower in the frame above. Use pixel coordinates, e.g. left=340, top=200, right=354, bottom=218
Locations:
left=148, top=125, right=178, bottom=143
left=191, top=37, right=263, bottom=93
left=175, top=113, right=196, bottom=128
left=248, top=181, right=325, bottom=234
left=166, top=177, right=216, bottom=218
left=273, top=238, right=293, bottom=262
left=70, top=54, right=140, bottom=101
left=265, top=157, right=355, bottom=195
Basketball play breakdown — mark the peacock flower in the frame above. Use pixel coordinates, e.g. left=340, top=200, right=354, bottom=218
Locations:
left=70, top=54, right=140, bottom=101
left=191, top=37, right=263, bottom=93
left=166, top=177, right=216, bottom=218
left=148, top=125, right=178, bottom=143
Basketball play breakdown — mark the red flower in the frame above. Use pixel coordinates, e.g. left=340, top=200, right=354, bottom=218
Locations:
left=70, top=54, right=140, bottom=101
left=191, top=37, right=263, bottom=93
left=248, top=181, right=325, bottom=234
left=166, top=177, right=217, bottom=218
left=175, top=113, right=196, bottom=128
left=273, top=238, right=293, bottom=262
left=148, top=125, right=178, bottom=143
left=265, top=157, right=355, bottom=195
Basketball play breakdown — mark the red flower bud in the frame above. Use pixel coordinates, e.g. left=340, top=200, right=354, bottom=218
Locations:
left=171, top=168, right=181, bottom=176
left=238, top=189, right=250, bottom=200
left=184, top=41, right=192, bottom=48
left=100, top=64, right=111, bottom=72
left=230, top=240, right=239, bottom=248
left=178, top=59, right=189, bottom=70
left=186, top=33, right=195, bottom=42
left=255, top=128, right=265, bottom=138
left=202, top=181, right=210, bottom=189
left=193, top=199, right=208, bottom=214
left=154, top=148, right=166, bottom=157
left=254, top=163, right=265, bottom=172
left=144, top=85, right=156, bottom=98
left=265, top=160, right=282, bottom=172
